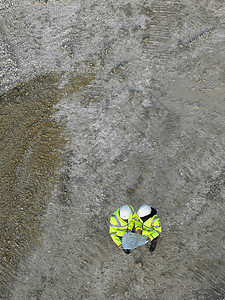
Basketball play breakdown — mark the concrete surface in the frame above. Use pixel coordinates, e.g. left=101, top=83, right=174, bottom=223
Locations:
left=0, top=0, right=225, bottom=299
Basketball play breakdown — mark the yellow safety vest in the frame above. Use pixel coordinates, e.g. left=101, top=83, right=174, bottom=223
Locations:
left=135, top=214, right=161, bottom=241
left=109, top=205, right=136, bottom=246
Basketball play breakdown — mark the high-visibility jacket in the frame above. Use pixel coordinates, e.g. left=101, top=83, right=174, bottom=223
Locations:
left=135, top=213, right=161, bottom=241
left=109, top=205, right=136, bottom=246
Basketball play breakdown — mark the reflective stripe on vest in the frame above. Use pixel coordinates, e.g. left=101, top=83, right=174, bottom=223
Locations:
left=129, top=205, right=134, bottom=214
left=110, top=232, right=116, bottom=235
left=118, top=224, right=128, bottom=230
left=143, top=227, right=160, bottom=234
left=110, top=223, right=117, bottom=228
left=117, top=228, right=127, bottom=231
left=150, top=216, right=158, bottom=228
left=112, top=214, right=121, bottom=227
left=143, top=228, right=151, bottom=232
left=143, top=224, right=151, bottom=230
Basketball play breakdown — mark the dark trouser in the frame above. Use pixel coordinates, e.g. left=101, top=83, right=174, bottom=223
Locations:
left=150, top=236, right=159, bottom=252
left=152, top=236, right=159, bottom=242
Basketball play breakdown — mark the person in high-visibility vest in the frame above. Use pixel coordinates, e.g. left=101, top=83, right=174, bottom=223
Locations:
left=135, top=205, right=161, bottom=252
left=109, top=204, right=136, bottom=255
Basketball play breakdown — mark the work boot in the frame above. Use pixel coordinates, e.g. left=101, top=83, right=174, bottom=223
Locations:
left=123, top=249, right=131, bottom=255
left=150, top=238, right=158, bottom=252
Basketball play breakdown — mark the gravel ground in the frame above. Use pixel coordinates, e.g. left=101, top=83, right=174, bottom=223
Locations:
left=0, top=0, right=225, bottom=299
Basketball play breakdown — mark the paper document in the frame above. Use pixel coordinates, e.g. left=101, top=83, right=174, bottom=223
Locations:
left=122, top=232, right=148, bottom=250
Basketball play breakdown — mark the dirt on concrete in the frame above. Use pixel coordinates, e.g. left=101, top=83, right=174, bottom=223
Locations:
left=0, top=0, right=225, bottom=299
left=0, top=73, right=66, bottom=296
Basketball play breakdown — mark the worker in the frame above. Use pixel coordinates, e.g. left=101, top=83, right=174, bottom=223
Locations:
left=109, top=204, right=136, bottom=255
left=135, top=205, right=161, bottom=252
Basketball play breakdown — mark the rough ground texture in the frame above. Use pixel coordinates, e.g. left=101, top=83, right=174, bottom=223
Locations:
left=0, top=0, right=225, bottom=299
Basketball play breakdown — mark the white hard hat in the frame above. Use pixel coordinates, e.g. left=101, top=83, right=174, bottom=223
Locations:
left=137, top=205, right=151, bottom=217
left=119, top=205, right=132, bottom=220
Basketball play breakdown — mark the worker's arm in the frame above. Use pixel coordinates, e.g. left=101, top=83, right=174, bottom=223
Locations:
left=127, top=212, right=136, bottom=231
left=134, top=214, right=142, bottom=233
left=147, top=216, right=161, bottom=241
left=109, top=217, right=122, bottom=246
